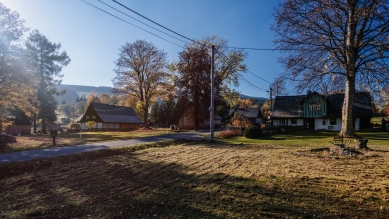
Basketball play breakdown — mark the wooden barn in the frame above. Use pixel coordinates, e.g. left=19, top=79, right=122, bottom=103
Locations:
left=4, top=118, right=32, bottom=135
left=76, top=102, right=142, bottom=131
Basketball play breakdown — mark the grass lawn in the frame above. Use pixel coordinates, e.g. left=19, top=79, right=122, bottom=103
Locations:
left=1, top=130, right=389, bottom=218
left=218, top=130, right=389, bottom=148
left=0, top=129, right=179, bottom=154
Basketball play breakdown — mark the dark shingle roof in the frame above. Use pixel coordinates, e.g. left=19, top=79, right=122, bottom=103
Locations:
left=272, top=95, right=306, bottom=118
left=229, top=108, right=262, bottom=119
left=272, top=92, right=372, bottom=118
left=80, top=103, right=142, bottom=124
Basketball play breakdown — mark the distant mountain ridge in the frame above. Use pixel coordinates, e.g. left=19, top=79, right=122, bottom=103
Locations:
left=239, top=94, right=268, bottom=105
left=55, top=84, right=113, bottom=104
left=55, top=84, right=268, bottom=105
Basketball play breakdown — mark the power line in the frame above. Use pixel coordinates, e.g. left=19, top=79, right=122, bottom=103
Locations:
left=81, top=0, right=185, bottom=48
left=98, top=0, right=189, bottom=45
left=226, top=47, right=305, bottom=51
left=112, top=0, right=197, bottom=44
left=113, top=0, right=307, bottom=52
left=248, top=70, right=271, bottom=84
left=87, top=0, right=297, bottom=94
left=238, top=73, right=268, bottom=91
left=214, top=48, right=268, bottom=92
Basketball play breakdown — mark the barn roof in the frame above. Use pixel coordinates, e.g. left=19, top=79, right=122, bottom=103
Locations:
left=79, top=102, right=142, bottom=124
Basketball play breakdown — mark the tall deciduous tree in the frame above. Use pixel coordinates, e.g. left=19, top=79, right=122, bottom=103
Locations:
left=272, top=0, right=389, bottom=137
left=0, top=3, right=38, bottom=128
left=113, top=40, right=172, bottom=128
left=172, top=36, right=247, bottom=129
left=26, top=30, right=70, bottom=133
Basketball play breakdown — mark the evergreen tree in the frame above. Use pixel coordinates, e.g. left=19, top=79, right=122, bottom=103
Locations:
left=26, top=30, right=70, bottom=133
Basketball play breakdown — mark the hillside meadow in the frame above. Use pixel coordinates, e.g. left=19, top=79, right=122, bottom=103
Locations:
left=1, top=130, right=389, bottom=218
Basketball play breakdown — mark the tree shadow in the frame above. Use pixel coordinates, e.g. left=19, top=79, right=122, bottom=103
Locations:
left=2, top=149, right=388, bottom=218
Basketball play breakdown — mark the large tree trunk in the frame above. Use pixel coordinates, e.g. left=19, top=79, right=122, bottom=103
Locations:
left=341, top=74, right=356, bottom=137
left=33, top=113, right=37, bottom=133
left=143, top=106, right=149, bottom=129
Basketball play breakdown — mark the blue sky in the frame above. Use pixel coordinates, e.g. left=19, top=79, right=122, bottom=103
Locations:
left=4, top=0, right=288, bottom=98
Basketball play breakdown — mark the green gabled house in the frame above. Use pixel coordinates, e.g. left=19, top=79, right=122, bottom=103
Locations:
left=270, top=91, right=373, bottom=131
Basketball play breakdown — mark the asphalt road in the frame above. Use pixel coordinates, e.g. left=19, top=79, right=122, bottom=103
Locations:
left=0, top=131, right=207, bottom=164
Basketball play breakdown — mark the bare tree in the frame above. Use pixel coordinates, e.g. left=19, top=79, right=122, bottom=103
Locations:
left=113, top=40, right=172, bottom=128
left=272, top=0, right=389, bottom=137
left=271, top=76, right=289, bottom=97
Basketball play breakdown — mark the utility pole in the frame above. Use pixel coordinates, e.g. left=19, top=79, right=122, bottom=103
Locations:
left=270, top=87, right=273, bottom=112
left=210, top=45, right=215, bottom=142
left=270, top=87, right=273, bottom=126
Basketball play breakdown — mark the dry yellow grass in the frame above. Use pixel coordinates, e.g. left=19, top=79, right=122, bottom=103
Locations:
left=1, top=140, right=389, bottom=218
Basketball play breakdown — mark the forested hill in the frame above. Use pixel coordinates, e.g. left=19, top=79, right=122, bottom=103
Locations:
left=54, top=84, right=268, bottom=105
left=55, top=84, right=113, bottom=104
left=240, top=94, right=268, bottom=105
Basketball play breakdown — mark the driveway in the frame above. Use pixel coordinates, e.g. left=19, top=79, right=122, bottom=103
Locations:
left=0, top=131, right=208, bottom=164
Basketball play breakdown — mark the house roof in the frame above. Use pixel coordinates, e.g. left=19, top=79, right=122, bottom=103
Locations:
left=229, top=108, right=263, bottom=119
left=271, top=92, right=373, bottom=118
left=10, top=118, right=32, bottom=126
left=271, top=95, right=306, bottom=118
left=79, top=102, right=142, bottom=124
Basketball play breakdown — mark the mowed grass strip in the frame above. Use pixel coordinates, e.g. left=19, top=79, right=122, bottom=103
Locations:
left=0, top=129, right=178, bottom=154
left=218, top=131, right=389, bottom=148
left=1, top=139, right=389, bottom=218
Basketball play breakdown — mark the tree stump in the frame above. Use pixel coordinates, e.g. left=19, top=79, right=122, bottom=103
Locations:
left=354, top=138, right=368, bottom=150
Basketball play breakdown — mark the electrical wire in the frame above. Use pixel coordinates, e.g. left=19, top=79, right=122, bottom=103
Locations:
left=81, top=0, right=185, bottom=48
left=86, top=0, right=298, bottom=95
left=226, top=47, right=301, bottom=51
left=112, top=0, right=198, bottom=44
left=98, top=0, right=189, bottom=45
left=214, top=48, right=269, bottom=92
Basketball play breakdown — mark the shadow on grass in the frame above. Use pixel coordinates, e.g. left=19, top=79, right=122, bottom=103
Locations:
left=2, top=147, right=387, bottom=218
left=3, top=137, right=389, bottom=218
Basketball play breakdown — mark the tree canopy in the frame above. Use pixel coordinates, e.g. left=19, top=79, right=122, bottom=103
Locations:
left=272, top=0, right=389, bottom=137
left=0, top=3, right=38, bottom=127
left=113, top=40, right=173, bottom=128
left=171, top=36, right=247, bottom=129
left=26, top=30, right=70, bottom=133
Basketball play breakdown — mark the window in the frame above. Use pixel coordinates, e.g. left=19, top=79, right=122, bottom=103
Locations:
left=86, top=115, right=90, bottom=119
left=291, top=118, right=297, bottom=125
left=92, top=115, right=96, bottom=119
left=278, top=119, right=286, bottom=125
left=330, top=118, right=337, bottom=125
left=322, top=120, right=326, bottom=125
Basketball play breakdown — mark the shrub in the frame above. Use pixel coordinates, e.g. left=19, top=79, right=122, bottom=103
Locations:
left=86, top=121, right=96, bottom=130
left=243, top=125, right=263, bottom=139
left=218, top=129, right=240, bottom=139
left=68, top=122, right=81, bottom=131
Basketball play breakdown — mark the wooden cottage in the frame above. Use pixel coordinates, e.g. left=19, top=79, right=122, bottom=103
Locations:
left=77, top=102, right=142, bottom=131
left=228, top=108, right=263, bottom=126
left=271, top=91, right=373, bottom=131
left=4, top=118, right=32, bottom=135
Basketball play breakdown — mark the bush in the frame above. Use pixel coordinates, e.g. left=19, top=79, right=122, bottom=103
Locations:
left=243, top=125, right=263, bottom=139
left=218, top=129, right=240, bottom=139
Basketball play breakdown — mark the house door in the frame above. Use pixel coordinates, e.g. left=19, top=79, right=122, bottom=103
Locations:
left=304, top=118, right=315, bottom=130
